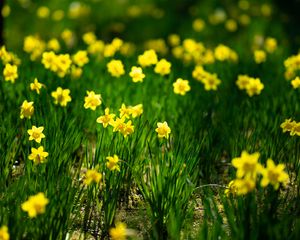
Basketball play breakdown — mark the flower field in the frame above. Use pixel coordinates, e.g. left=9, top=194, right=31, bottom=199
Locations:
left=1, top=0, right=300, bottom=239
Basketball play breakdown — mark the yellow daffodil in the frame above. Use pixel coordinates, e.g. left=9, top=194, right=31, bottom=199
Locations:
left=264, top=37, right=277, bottom=53
left=129, top=104, right=143, bottom=118
left=21, top=193, right=49, bottom=218
left=254, top=50, right=266, bottom=64
left=84, top=169, right=102, bottom=185
left=232, top=178, right=256, bottom=195
left=42, top=51, right=57, bottom=71
left=109, top=222, right=127, bottom=240
left=260, top=159, right=289, bottom=190
left=280, top=119, right=297, bottom=135
left=173, top=78, right=191, bottom=95
left=291, top=76, right=300, bottom=89
left=84, top=91, right=102, bottom=110
left=72, top=50, right=89, bottom=67
left=155, top=121, right=171, bottom=139
left=112, top=117, right=126, bottom=132
left=3, top=63, right=18, bottom=83
left=106, top=155, right=120, bottom=171
left=47, top=38, right=61, bottom=52
left=154, top=59, right=171, bottom=76
left=225, top=19, right=237, bottom=32
left=224, top=180, right=237, bottom=197
left=245, top=78, right=264, bottom=97
left=96, top=108, right=115, bottom=128
left=236, top=75, right=251, bottom=90
left=138, top=49, right=158, bottom=67
left=30, top=78, right=44, bottom=94
left=232, top=151, right=262, bottom=179
left=37, top=6, right=50, bottom=18
left=202, top=73, right=221, bottom=91
left=107, top=59, right=125, bottom=77
left=51, top=87, right=72, bottom=107
left=28, top=146, right=49, bottom=164
left=20, top=100, right=34, bottom=119
left=129, top=66, right=145, bottom=83
left=83, top=32, right=97, bottom=45
left=27, top=126, right=45, bottom=143
left=193, top=18, right=205, bottom=32
left=0, top=225, right=9, bottom=240
left=119, top=103, right=131, bottom=119
left=122, top=120, right=134, bottom=138
left=290, top=122, right=300, bottom=136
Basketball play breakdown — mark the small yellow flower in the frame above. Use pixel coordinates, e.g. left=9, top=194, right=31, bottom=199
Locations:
left=119, top=103, right=132, bottom=119
left=129, top=66, right=145, bottom=83
left=264, top=37, right=277, bottom=53
left=107, top=59, right=125, bottom=77
left=0, top=225, right=9, bottom=240
left=168, top=34, right=180, bottom=47
left=84, top=91, right=102, bottom=110
left=193, top=18, right=205, bottom=32
left=37, top=6, right=50, bottom=18
left=112, top=38, right=123, bottom=50
left=225, top=19, right=238, bottom=32
left=84, top=169, right=102, bottom=185
left=233, top=178, right=256, bottom=195
left=109, top=222, right=127, bottom=240
left=224, top=180, right=237, bottom=197
left=236, top=75, right=250, bottom=90
left=56, top=54, right=72, bottom=78
left=20, top=100, right=34, bottom=119
left=291, top=76, right=300, bottom=89
left=232, top=151, right=262, bottom=179
left=155, top=121, right=171, bottom=139
left=47, top=38, right=61, bottom=52
left=192, top=65, right=206, bottom=81
left=72, top=50, right=89, bottom=67
left=245, top=78, right=264, bottom=97
left=154, top=59, right=171, bottom=76
left=51, top=87, right=72, bottom=107
left=138, top=49, right=158, bottom=67
left=239, top=0, right=249, bottom=10
left=173, top=78, right=191, bottom=95
left=27, top=126, right=45, bottom=143
left=23, top=35, right=46, bottom=60
left=3, top=63, right=18, bottom=83
left=96, top=108, right=115, bottom=128
left=28, top=146, right=49, bottom=164
left=42, top=51, right=58, bottom=71
left=239, top=14, right=251, bottom=26
left=122, top=120, right=134, bottom=138
left=30, top=78, right=44, bottom=94
left=260, top=159, right=289, bottom=190
left=88, top=40, right=105, bottom=54
left=61, top=29, right=73, bottom=44
left=111, top=117, right=134, bottom=137
left=214, top=44, right=232, bottom=61
left=104, top=44, right=117, bottom=58
left=2, top=5, right=10, bottom=18
left=112, top=117, right=126, bottom=132
left=202, top=74, right=221, bottom=91
left=129, top=104, right=143, bottom=118
left=280, top=119, right=297, bottom=134
left=21, top=192, right=49, bottom=218
left=290, top=122, right=300, bottom=136
left=254, top=50, right=266, bottom=64
left=71, top=66, right=83, bottom=79
left=106, top=155, right=120, bottom=171
left=83, top=32, right=97, bottom=45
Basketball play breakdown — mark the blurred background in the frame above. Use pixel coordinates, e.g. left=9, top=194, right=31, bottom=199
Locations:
left=2, top=0, right=300, bottom=52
